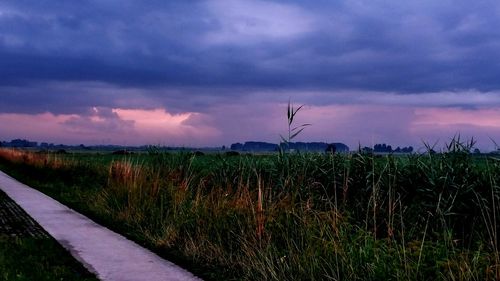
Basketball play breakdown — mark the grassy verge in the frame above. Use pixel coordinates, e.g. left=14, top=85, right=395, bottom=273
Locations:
left=0, top=143, right=499, bottom=280
left=0, top=187, right=99, bottom=281
left=0, top=235, right=99, bottom=281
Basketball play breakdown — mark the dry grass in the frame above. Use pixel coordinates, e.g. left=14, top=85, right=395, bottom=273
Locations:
left=0, top=146, right=499, bottom=280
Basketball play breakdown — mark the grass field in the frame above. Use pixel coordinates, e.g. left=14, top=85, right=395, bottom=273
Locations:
left=0, top=141, right=499, bottom=280
left=0, top=188, right=99, bottom=281
left=0, top=235, right=99, bottom=281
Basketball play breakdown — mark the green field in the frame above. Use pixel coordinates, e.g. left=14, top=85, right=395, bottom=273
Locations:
left=0, top=143, right=499, bottom=280
left=0, top=235, right=99, bottom=281
left=0, top=187, right=99, bottom=281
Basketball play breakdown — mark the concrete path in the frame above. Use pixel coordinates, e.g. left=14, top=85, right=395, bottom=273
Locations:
left=0, top=170, right=202, bottom=281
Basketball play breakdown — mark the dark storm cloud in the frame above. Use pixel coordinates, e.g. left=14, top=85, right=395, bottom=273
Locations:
left=62, top=106, right=135, bottom=134
left=2, top=0, right=500, bottom=114
left=0, top=83, right=143, bottom=116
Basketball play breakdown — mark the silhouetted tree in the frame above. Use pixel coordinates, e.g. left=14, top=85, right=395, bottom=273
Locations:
left=230, top=143, right=244, bottom=150
left=325, top=143, right=336, bottom=154
left=361, top=147, right=373, bottom=153
left=401, top=146, right=413, bottom=153
left=374, top=143, right=392, bottom=153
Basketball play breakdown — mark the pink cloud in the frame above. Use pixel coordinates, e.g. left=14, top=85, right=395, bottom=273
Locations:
left=0, top=108, right=220, bottom=146
left=113, top=108, right=191, bottom=130
left=204, top=102, right=500, bottom=151
left=413, top=107, right=500, bottom=128
left=298, top=104, right=416, bottom=148
left=63, top=107, right=135, bottom=135
left=1, top=102, right=499, bottom=151
left=0, top=112, right=79, bottom=144
left=409, top=107, right=500, bottom=151
left=113, top=108, right=221, bottom=145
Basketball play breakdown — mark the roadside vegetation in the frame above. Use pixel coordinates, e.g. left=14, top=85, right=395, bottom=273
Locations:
left=0, top=138, right=499, bottom=280
left=0, top=235, right=99, bottom=281
left=0, top=189, right=99, bottom=281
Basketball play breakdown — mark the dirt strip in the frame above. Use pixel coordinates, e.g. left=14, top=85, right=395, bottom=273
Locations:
left=0, top=190, right=49, bottom=238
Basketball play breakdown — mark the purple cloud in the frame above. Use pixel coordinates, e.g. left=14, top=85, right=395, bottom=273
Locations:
left=1, top=1, right=500, bottom=149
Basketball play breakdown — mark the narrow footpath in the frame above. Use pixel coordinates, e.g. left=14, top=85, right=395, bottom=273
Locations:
left=0, top=170, right=202, bottom=281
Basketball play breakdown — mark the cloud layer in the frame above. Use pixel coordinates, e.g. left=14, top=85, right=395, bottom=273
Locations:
left=1, top=0, right=500, bottom=149
left=2, top=0, right=500, bottom=91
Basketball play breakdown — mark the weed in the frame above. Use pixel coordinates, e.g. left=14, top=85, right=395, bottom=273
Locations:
left=0, top=138, right=499, bottom=280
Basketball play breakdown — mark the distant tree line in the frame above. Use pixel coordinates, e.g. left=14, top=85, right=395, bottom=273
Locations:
left=360, top=143, right=414, bottom=153
left=0, top=139, right=125, bottom=151
left=1, top=139, right=39, bottom=148
left=230, top=141, right=350, bottom=152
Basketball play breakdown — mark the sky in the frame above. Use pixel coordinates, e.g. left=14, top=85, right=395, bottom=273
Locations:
left=1, top=0, right=500, bottom=151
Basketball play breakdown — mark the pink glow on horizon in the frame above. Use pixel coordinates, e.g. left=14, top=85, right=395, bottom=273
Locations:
left=295, top=104, right=416, bottom=147
left=413, top=108, right=500, bottom=128
left=0, top=112, right=77, bottom=143
left=284, top=104, right=500, bottom=150
left=408, top=107, right=500, bottom=151
left=113, top=108, right=221, bottom=145
left=1, top=104, right=500, bottom=150
left=113, top=108, right=192, bottom=130
left=0, top=108, right=221, bottom=146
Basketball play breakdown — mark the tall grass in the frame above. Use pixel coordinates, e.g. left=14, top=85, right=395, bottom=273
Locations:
left=0, top=142, right=498, bottom=280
